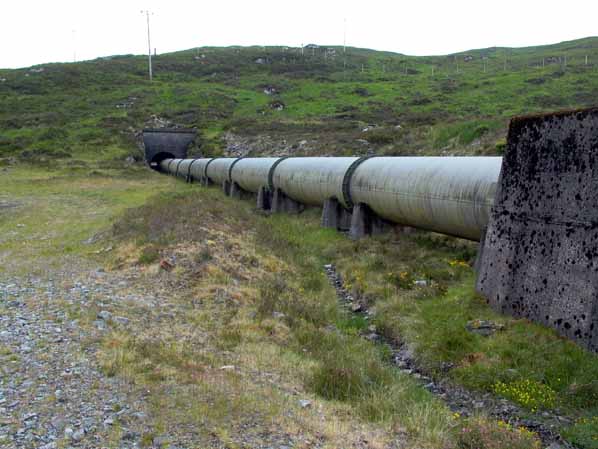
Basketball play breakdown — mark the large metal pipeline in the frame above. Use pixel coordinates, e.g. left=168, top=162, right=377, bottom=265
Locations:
left=206, top=158, right=239, bottom=186
left=159, top=156, right=502, bottom=241
left=189, top=158, right=214, bottom=183
left=271, top=157, right=359, bottom=207
left=350, top=157, right=501, bottom=241
left=231, top=157, right=281, bottom=193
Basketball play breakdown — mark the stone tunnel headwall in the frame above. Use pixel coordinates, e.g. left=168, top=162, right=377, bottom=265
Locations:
left=143, top=128, right=197, bottom=166
left=476, top=107, right=598, bottom=352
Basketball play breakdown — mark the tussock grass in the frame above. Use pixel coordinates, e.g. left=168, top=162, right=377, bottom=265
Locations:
left=101, top=186, right=459, bottom=448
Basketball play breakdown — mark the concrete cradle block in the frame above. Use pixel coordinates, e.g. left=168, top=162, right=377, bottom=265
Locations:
left=476, top=107, right=598, bottom=352
left=322, top=198, right=355, bottom=231
left=229, top=182, right=242, bottom=199
left=257, top=186, right=272, bottom=211
left=349, top=203, right=390, bottom=239
left=321, top=198, right=339, bottom=229
left=222, top=180, right=231, bottom=196
left=230, top=182, right=254, bottom=201
left=338, top=207, right=353, bottom=231
left=271, top=188, right=303, bottom=214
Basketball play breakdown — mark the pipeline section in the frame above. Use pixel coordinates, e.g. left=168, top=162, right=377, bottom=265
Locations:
left=159, top=156, right=502, bottom=241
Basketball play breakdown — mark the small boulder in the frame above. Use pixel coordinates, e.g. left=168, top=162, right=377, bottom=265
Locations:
left=351, top=302, right=363, bottom=312
left=466, top=320, right=504, bottom=336
left=97, top=310, right=112, bottom=321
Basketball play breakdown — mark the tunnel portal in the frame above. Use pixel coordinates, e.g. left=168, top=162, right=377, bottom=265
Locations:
left=142, top=128, right=197, bottom=169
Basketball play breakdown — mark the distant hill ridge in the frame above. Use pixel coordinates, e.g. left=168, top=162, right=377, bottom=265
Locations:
left=1, top=37, right=598, bottom=165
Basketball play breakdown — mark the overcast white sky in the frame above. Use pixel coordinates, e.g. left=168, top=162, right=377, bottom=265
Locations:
left=2, top=0, right=597, bottom=69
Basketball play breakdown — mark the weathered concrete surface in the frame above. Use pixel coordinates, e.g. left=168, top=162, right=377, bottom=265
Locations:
left=222, top=180, right=232, bottom=196
left=142, top=128, right=196, bottom=165
left=257, top=187, right=272, bottom=211
left=229, top=182, right=254, bottom=200
left=476, top=107, right=598, bottom=352
left=349, top=203, right=390, bottom=239
left=272, top=188, right=303, bottom=214
left=321, top=198, right=341, bottom=229
left=321, top=198, right=352, bottom=231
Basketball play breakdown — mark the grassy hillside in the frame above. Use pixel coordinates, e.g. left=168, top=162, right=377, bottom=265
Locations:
left=1, top=37, right=598, bottom=164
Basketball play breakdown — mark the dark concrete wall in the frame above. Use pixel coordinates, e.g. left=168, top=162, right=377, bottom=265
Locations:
left=143, top=128, right=197, bottom=165
left=476, top=107, right=598, bottom=352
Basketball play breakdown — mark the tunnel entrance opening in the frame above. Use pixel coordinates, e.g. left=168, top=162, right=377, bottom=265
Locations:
left=150, top=152, right=176, bottom=170
left=142, top=128, right=196, bottom=168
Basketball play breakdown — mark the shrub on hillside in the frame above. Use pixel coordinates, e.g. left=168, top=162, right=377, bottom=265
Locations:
left=364, top=128, right=400, bottom=144
left=456, top=417, right=541, bottom=449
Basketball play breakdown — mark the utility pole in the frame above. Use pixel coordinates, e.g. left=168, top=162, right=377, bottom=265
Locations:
left=72, top=29, right=77, bottom=63
left=343, top=18, right=347, bottom=74
left=343, top=18, right=347, bottom=54
left=141, top=10, right=153, bottom=81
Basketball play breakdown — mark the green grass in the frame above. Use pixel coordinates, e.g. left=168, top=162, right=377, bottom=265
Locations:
left=107, top=187, right=457, bottom=447
left=110, top=182, right=598, bottom=447
left=0, top=165, right=185, bottom=275
left=2, top=38, right=598, bottom=163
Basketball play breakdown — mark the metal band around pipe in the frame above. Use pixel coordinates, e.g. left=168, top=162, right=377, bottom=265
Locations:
left=203, top=158, right=216, bottom=180
left=167, top=159, right=176, bottom=174
left=187, top=159, right=199, bottom=181
left=228, top=157, right=244, bottom=182
left=341, top=156, right=377, bottom=209
left=267, top=156, right=290, bottom=191
left=174, top=159, right=185, bottom=177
